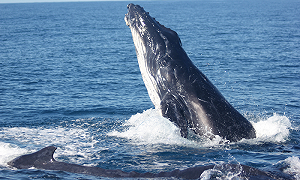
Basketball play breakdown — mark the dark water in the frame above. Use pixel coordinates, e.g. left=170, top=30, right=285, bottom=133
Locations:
left=0, top=0, right=300, bottom=179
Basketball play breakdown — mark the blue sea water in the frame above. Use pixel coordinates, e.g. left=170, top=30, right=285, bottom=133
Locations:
left=0, top=0, right=300, bottom=179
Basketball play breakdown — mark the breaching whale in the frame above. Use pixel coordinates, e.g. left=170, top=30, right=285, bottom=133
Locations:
left=125, top=4, right=256, bottom=142
left=8, top=146, right=284, bottom=179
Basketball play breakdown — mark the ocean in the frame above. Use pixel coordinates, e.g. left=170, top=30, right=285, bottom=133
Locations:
left=0, top=0, right=300, bottom=179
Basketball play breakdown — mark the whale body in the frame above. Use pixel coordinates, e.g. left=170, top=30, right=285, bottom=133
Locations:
left=8, top=146, right=284, bottom=179
left=125, top=3, right=256, bottom=142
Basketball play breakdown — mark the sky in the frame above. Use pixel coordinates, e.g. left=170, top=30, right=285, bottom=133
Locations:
left=0, top=0, right=133, bottom=3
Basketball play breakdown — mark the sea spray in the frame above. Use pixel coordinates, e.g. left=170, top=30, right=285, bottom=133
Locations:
left=109, top=110, right=292, bottom=146
left=251, top=113, right=291, bottom=142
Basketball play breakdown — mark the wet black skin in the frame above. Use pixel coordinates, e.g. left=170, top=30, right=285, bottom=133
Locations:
left=125, top=3, right=256, bottom=142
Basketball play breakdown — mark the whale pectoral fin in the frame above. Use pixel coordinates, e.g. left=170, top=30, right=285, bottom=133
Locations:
left=160, top=94, right=189, bottom=138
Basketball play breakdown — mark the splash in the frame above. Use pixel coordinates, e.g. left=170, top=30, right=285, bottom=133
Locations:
left=282, top=156, right=300, bottom=179
left=0, top=142, right=28, bottom=167
left=108, top=109, right=194, bottom=146
left=108, top=109, right=228, bottom=146
left=200, top=163, right=243, bottom=180
left=249, top=113, right=291, bottom=143
left=0, top=125, right=99, bottom=166
left=1, top=110, right=292, bottom=168
left=109, top=109, right=292, bottom=146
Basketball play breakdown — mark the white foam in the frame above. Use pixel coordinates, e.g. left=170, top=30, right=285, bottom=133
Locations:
left=0, top=142, right=28, bottom=167
left=108, top=109, right=228, bottom=147
left=0, top=111, right=292, bottom=168
left=280, top=156, right=300, bottom=179
left=1, top=127, right=97, bottom=148
left=0, top=125, right=99, bottom=166
left=109, top=109, right=292, bottom=146
left=248, top=113, right=291, bottom=143
left=200, top=163, right=243, bottom=180
left=108, top=109, right=193, bottom=146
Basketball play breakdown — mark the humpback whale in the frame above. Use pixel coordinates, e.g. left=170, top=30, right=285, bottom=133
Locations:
left=8, top=146, right=284, bottom=179
left=125, top=4, right=256, bottom=142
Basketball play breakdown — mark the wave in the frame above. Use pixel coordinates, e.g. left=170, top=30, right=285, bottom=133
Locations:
left=0, top=109, right=298, bottom=179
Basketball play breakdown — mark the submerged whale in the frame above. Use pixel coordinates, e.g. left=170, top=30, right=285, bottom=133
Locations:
left=8, top=146, right=284, bottom=179
left=125, top=4, right=256, bottom=142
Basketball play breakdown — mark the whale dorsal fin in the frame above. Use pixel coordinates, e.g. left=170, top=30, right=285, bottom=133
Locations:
left=8, top=146, right=57, bottom=169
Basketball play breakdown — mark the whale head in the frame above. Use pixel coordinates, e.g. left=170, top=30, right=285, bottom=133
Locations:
left=125, top=3, right=183, bottom=56
left=125, top=3, right=188, bottom=110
